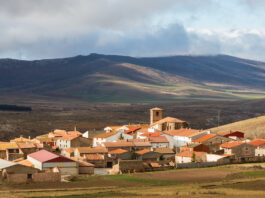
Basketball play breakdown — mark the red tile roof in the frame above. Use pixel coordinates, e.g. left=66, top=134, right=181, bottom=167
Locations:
left=193, top=134, right=216, bottom=143
left=151, top=116, right=185, bottom=126
left=17, top=142, right=36, bottom=149
left=84, top=154, right=104, bottom=161
left=103, top=141, right=134, bottom=148
left=154, top=147, right=174, bottom=154
left=28, top=150, right=75, bottom=163
left=164, top=129, right=200, bottom=137
left=58, top=134, right=80, bottom=141
left=220, top=141, right=243, bottom=148
left=125, top=126, right=141, bottom=134
left=149, top=136, right=169, bottom=143
left=108, top=148, right=128, bottom=155
left=135, top=149, right=151, bottom=155
left=140, top=132, right=163, bottom=137
left=248, top=139, right=265, bottom=147
left=77, top=147, right=108, bottom=154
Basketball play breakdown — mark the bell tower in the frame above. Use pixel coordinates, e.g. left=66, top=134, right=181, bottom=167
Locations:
left=150, top=107, right=163, bottom=124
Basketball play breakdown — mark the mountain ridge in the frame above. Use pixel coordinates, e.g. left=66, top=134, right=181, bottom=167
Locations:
left=0, top=53, right=265, bottom=102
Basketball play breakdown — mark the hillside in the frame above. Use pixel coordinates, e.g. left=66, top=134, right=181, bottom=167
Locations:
left=0, top=54, right=265, bottom=102
left=209, top=116, right=265, bottom=138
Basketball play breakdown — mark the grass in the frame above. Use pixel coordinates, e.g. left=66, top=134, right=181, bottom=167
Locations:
left=103, top=174, right=181, bottom=185
left=226, top=171, right=265, bottom=179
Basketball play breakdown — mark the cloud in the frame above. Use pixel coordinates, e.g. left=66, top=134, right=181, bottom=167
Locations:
left=0, top=0, right=265, bottom=61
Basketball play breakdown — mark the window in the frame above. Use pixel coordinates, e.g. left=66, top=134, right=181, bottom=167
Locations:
left=156, top=111, right=159, bottom=116
left=27, top=174, right=32, bottom=179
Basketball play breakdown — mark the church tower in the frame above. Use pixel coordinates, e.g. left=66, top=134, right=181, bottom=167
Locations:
left=150, top=107, right=163, bottom=124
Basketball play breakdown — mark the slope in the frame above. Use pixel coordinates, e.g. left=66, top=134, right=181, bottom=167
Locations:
left=209, top=116, right=265, bottom=138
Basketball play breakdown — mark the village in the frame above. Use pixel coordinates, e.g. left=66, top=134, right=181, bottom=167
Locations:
left=0, top=107, right=264, bottom=184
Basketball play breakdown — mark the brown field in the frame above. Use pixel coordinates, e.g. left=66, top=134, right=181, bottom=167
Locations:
left=0, top=164, right=265, bottom=197
left=0, top=98, right=265, bottom=141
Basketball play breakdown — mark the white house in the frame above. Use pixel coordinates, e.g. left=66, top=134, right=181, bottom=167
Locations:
left=175, top=151, right=207, bottom=163
left=149, top=136, right=169, bottom=148
left=93, top=131, right=133, bottom=147
left=27, top=150, right=78, bottom=175
left=205, top=154, right=225, bottom=162
left=248, top=139, right=265, bottom=156
left=162, top=129, right=209, bottom=149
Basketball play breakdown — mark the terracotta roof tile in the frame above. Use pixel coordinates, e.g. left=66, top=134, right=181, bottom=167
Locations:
left=140, top=132, right=163, bottom=137
left=84, top=154, right=104, bottom=160
left=18, top=159, right=34, bottom=167
left=193, top=134, right=216, bottom=143
left=151, top=116, right=185, bottom=126
left=63, top=148, right=75, bottom=153
left=108, top=148, right=129, bottom=155
left=220, top=141, right=243, bottom=148
left=0, top=143, right=18, bottom=150
left=248, top=139, right=265, bottom=147
left=58, top=134, right=80, bottom=141
left=17, top=142, right=36, bottom=149
left=10, top=137, right=31, bottom=142
left=135, top=149, right=151, bottom=155
left=77, top=147, right=108, bottom=154
left=164, top=129, right=201, bottom=137
left=77, top=160, right=94, bottom=167
left=154, top=147, right=174, bottom=154
left=149, top=136, right=169, bottom=143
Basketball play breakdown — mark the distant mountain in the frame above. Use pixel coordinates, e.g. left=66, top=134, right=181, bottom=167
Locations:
left=0, top=54, right=265, bottom=102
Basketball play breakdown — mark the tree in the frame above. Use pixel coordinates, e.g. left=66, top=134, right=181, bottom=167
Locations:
left=192, top=152, right=196, bottom=163
left=119, top=133, right=124, bottom=140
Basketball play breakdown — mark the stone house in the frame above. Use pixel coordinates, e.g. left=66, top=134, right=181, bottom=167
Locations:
left=154, top=147, right=175, bottom=159
left=220, top=141, right=256, bottom=160
left=56, top=135, right=91, bottom=149
left=248, top=139, right=265, bottom=157
left=149, top=117, right=190, bottom=131
left=93, top=131, right=133, bottom=147
left=135, top=149, right=161, bottom=161
left=77, top=160, right=94, bottom=174
left=162, top=129, right=209, bottom=149
left=83, top=154, right=107, bottom=168
left=27, top=150, right=78, bottom=175
left=108, top=149, right=132, bottom=163
left=0, top=143, right=24, bottom=161
left=74, top=147, right=108, bottom=158
left=149, top=136, right=169, bottom=148
left=192, top=134, right=231, bottom=153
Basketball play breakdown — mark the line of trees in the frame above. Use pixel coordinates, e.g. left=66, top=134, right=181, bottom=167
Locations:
left=0, top=104, right=32, bottom=111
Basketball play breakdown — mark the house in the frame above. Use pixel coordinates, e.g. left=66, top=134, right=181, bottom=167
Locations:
left=149, top=136, right=169, bottom=148
left=150, top=117, right=190, bottom=131
left=83, top=154, right=106, bottom=168
left=34, top=137, right=56, bottom=147
left=0, top=158, right=39, bottom=184
left=175, top=151, right=207, bottom=163
left=61, top=148, right=76, bottom=158
left=10, top=136, right=32, bottom=143
left=0, top=143, right=23, bottom=161
left=130, top=139, right=152, bottom=151
left=74, top=147, right=108, bottom=158
left=217, top=130, right=244, bottom=139
left=162, top=129, right=208, bottom=149
left=77, top=160, right=94, bottom=174
left=56, top=135, right=91, bottom=149
left=103, top=141, right=134, bottom=151
left=27, top=150, right=78, bottom=175
left=108, top=149, right=131, bottom=161
left=93, top=131, right=133, bottom=147
left=220, top=141, right=256, bottom=160
left=248, top=139, right=265, bottom=156
left=135, top=149, right=161, bottom=161
left=17, top=142, right=41, bottom=157
left=154, top=147, right=175, bottom=159
left=181, top=143, right=210, bottom=153
left=192, top=134, right=231, bottom=153
left=104, top=126, right=123, bottom=133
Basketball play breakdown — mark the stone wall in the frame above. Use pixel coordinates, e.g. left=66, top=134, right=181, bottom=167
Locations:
left=79, top=167, right=94, bottom=174
left=176, top=162, right=217, bottom=169
left=32, top=172, right=61, bottom=182
left=118, top=160, right=144, bottom=173
left=6, top=173, right=28, bottom=184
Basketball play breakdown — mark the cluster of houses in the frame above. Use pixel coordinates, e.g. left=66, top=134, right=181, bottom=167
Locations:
left=0, top=107, right=265, bottom=183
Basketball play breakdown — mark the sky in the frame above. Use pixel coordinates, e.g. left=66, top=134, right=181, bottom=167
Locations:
left=1, top=0, right=265, bottom=61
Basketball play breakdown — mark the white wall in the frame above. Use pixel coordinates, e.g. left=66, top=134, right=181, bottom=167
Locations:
left=27, top=156, right=43, bottom=170
left=255, top=147, right=265, bottom=156
left=205, top=154, right=224, bottom=162
left=175, top=156, right=191, bottom=163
